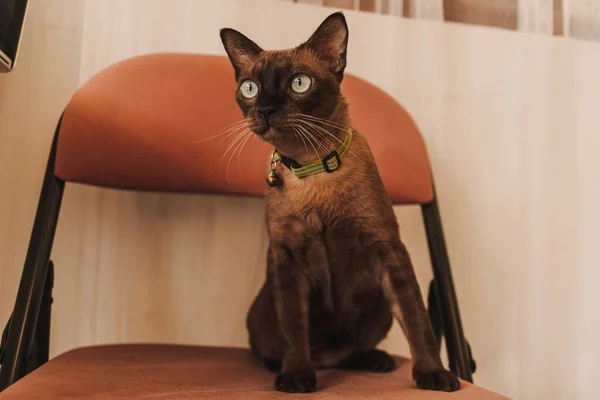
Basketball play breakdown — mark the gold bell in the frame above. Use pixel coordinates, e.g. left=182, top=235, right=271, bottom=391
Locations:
left=266, top=171, right=280, bottom=187
left=266, top=150, right=281, bottom=187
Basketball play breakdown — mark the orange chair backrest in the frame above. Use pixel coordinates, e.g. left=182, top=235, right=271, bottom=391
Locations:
left=56, top=54, right=432, bottom=204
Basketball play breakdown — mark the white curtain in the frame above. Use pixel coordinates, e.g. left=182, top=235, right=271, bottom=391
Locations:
left=292, top=0, right=600, bottom=41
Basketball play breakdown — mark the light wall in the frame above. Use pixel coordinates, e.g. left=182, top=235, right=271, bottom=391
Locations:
left=1, top=1, right=599, bottom=399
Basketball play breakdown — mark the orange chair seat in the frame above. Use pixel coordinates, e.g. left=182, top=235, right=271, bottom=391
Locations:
left=0, top=345, right=506, bottom=399
left=55, top=53, right=433, bottom=204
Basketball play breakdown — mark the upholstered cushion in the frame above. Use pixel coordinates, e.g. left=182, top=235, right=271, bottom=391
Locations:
left=0, top=344, right=506, bottom=399
left=55, top=53, right=433, bottom=204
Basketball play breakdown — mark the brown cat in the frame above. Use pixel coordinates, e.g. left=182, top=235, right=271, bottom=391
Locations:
left=220, top=12, right=460, bottom=394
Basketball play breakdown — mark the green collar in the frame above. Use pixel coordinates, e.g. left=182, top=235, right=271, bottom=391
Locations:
left=274, top=129, right=353, bottom=178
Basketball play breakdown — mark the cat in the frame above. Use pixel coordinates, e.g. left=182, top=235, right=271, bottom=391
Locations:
left=220, top=11, right=460, bottom=394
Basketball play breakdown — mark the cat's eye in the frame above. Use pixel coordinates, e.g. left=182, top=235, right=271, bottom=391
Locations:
left=290, top=74, right=312, bottom=94
left=240, top=80, right=259, bottom=99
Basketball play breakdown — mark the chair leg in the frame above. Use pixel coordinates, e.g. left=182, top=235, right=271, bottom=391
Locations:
left=27, top=260, right=54, bottom=373
left=0, top=122, right=64, bottom=391
left=421, top=190, right=473, bottom=383
left=426, top=279, right=444, bottom=347
left=427, top=278, right=477, bottom=376
left=0, top=261, right=54, bottom=376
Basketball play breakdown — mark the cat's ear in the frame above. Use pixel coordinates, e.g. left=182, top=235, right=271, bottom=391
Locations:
left=220, top=28, right=263, bottom=78
left=302, top=12, right=348, bottom=81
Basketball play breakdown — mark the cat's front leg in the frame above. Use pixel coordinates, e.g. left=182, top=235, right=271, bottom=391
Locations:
left=376, top=240, right=461, bottom=392
left=270, top=242, right=316, bottom=393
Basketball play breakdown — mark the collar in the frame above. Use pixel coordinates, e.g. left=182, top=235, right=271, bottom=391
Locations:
left=274, top=129, right=353, bottom=178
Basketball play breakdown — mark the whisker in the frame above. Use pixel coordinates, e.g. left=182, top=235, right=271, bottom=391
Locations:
left=296, top=124, right=322, bottom=159
left=295, top=123, right=329, bottom=158
left=297, top=119, right=345, bottom=147
left=236, top=129, right=254, bottom=166
left=297, top=115, right=357, bottom=146
left=288, top=127, right=302, bottom=152
left=298, top=113, right=352, bottom=131
left=296, top=119, right=360, bottom=162
left=296, top=118, right=345, bottom=144
left=225, top=130, right=253, bottom=183
left=292, top=126, right=301, bottom=147
left=217, top=119, right=249, bottom=134
left=294, top=120, right=336, bottom=150
left=292, top=125, right=310, bottom=155
left=216, top=124, right=251, bottom=146
left=217, top=128, right=249, bottom=170
left=194, top=119, right=248, bottom=143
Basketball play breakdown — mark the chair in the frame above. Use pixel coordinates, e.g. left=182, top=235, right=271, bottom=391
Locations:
left=0, top=53, right=500, bottom=399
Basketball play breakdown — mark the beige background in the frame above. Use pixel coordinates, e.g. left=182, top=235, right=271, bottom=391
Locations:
left=1, top=0, right=600, bottom=398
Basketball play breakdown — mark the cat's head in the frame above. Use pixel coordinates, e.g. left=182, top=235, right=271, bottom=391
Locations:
left=220, top=12, right=348, bottom=155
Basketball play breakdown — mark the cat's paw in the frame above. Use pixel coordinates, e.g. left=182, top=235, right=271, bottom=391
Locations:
left=275, top=369, right=317, bottom=393
left=340, top=349, right=396, bottom=373
left=414, top=368, right=460, bottom=392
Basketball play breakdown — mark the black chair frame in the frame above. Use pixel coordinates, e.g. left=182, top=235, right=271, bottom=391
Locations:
left=0, top=117, right=475, bottom=391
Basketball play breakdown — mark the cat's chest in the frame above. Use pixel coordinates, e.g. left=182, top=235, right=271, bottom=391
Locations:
left=269, top=171, right=356, bottom=223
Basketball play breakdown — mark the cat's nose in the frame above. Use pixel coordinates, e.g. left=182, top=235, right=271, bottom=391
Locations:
left=257, top=106, right=278, bottom=120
